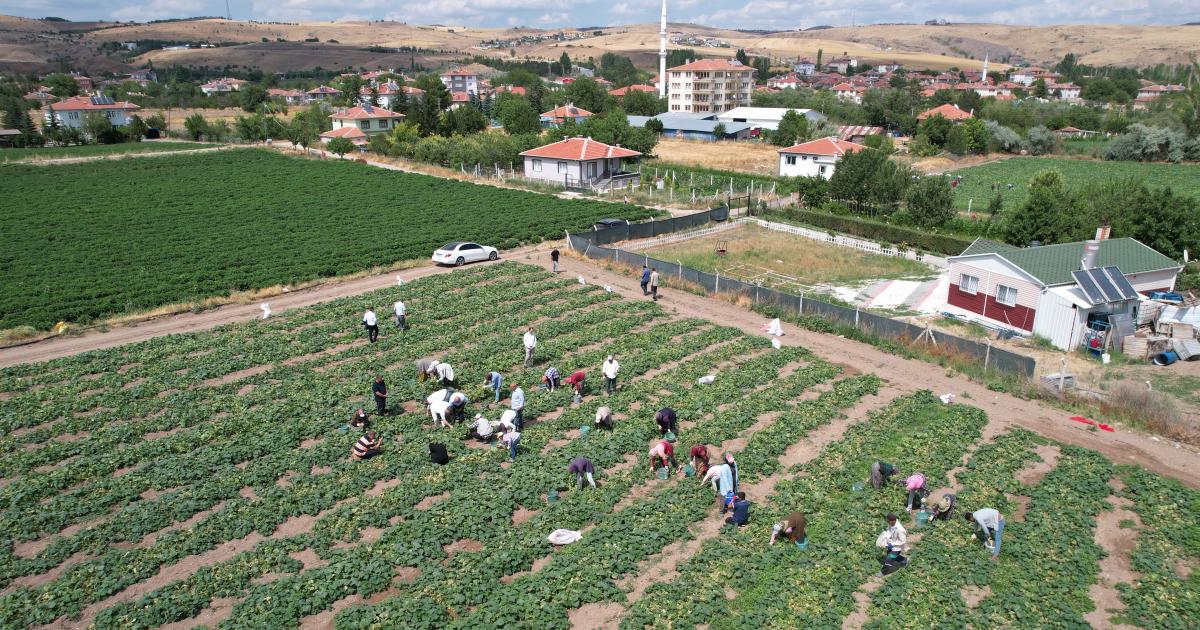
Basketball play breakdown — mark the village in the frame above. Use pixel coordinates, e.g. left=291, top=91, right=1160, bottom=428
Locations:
left=1, top=7, right=1199, bottom=630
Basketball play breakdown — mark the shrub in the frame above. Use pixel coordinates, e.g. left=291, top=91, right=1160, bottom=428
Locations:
left=1025, top=125, right=1058, bottom=155
left=985, top=120, right=1023, bottom=153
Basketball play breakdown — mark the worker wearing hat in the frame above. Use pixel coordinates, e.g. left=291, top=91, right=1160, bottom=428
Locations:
left=932, top=493, right=956, bottom=521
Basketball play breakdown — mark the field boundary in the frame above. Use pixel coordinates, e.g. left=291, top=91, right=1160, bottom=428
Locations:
left=569, top=214, right=1035, bottom=377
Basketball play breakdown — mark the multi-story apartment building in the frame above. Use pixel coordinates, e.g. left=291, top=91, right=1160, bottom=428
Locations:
left=666, top=58, right=755, bottom=115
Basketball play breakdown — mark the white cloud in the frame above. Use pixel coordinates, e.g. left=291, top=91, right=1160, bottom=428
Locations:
left=110, top=0, right=207, bottom=22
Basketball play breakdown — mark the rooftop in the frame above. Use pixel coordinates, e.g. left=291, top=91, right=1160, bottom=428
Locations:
left=519, top=137, right=642, bottom=161
left=917, top=103, right=973, bottom=121
left=778, top=136, right=867, bottom=157
left=51, top=95, right=139, bottom=111
left=956, top=237, right=1181, bottom=286
left=330, top=105, right=404, bottom=120
left=668, top=58, right=753, bottom=72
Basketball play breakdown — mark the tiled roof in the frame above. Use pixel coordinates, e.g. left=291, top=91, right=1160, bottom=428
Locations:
left=837, top=125, right=884, bottom=139
left=777, top=136, right=867, bottom=157
left=450, top=92, right=471, bottom=102
left=267, top=88, right=304, bottom=97
left=321, top=126, right=366, bottom=139
left=668, top=58, right=753, bottom=72
left=307, top=85, right=342, bottom=95
left=541, top=104, right=593, bottom=119
left=51, top=96, right=139, bottom=111
left=917, top=103, right=973, bottom=121
left=519, top=137, right=642, bottom=160
left=329, top=105, right=404, bottom=120
left=956, top=237, right=1181, bottom=286
left=608, top=84, right=656, bottom=96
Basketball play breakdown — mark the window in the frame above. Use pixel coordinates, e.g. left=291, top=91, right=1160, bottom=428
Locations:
left=359, top=121, right=369, bottom=130
left=959, top=274, right=979, bottom=294
left=557, top=161, right=567, bottom=174
left=819, top=165, right=827, bottom=175
left=532, top=159, right=542, bottom=172
left=587, top=162, right=597, bottom=177
left=997, top=285, right=1018, bottom=306
left=785, top=155, right=797, bottom=165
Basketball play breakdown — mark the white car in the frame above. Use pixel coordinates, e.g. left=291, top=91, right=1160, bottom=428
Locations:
left=432, top=242, right=499, bottom=266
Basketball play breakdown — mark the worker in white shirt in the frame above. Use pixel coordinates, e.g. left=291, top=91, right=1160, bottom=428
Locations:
left=427, top=361, right=455, bottom=387
left=393, top=299, right=407, bottom=330
left=498, top=409, right=518, bottom=433
left=876, top=513, right=908, bottom=576
left=469, top=414, right=494, bottom=441
left=363, top=309, right=379, bottom=343
left=426, top=388, right=455, bottom=428
left=601, top=355, right=620, bottom=395
left=509, top=383, right=525, bottom=430
left=594, top=405, right=614, bottom=430
left=523, top=328, right=537, bottom=367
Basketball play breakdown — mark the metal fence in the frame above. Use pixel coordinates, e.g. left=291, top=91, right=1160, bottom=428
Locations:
left=567, top=214, right=1036, bottom=378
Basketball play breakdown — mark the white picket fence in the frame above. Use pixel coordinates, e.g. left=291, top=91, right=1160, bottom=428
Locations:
left=751, top=219, right=949, bottom=269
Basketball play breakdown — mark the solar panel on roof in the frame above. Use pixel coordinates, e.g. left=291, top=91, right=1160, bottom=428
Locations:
left=1072, top=266, right=1140, bottom=305
left=90, top=95, right=115, bottom=106
left=1101, top=266, right=1140, bottom=301
left=1073, top=269, right=1104, bottom=304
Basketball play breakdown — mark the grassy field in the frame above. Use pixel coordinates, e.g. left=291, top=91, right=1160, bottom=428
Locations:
left=652, top=138, right=783, bottom=176
left=0, top=261, right=1192, bottom=628
left=946, top=157, right=1200, bottom=210
left=642, top=223, right=935, bottom=288
left=0, top=149, right=657, bottom=330
left=0, top=141, right=215, bottom=162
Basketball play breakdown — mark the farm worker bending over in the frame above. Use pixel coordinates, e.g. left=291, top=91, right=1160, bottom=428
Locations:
left=372, top=376, right=388, bottom=415
left=689, top=444, right=710, bottom=477
left=523, top=328, right=537, bottom=367
left=350, top=408, right=369, bottom=429
left=640, top=265, right=651, bottom=295
left=594, top=406, right=614, bottom=431
left=724, top=453, right=740, bottom=493
left=770, top=512, right=808, bottom=545
left=484, top=371, right=504, bottom=403
left=427, top=388, right=454, bottom=428
left=447, top=391, right=468, bottom=425
left=648, top=440, right=678, bottom=474
left=568, top=456, right=597, bottom=489
left=932, top=493, right=956, bottom=521
left=393, top=299, right=407, bottom=330
left=870, top=461, right=899, bottom=490
left=904, top=472, right=928, bottom=511
left=655, top=408, right=678, bottom=436
left=497, top=428, right=521, bottom=461
left=415, top=358, right=436, bottom=383
left=725, top=492, right=751, bottom=528
left=601, top=355, right=620, bottom=395
left=509, top=384, right=525, bottom=430
left=876, top=514, right=909, bottom=576
left=564, top=370, right=587, bottom=396
left=702, top=462, right=735, bottom=499
left=363, top=309, right=379, bottom=343
left=542, top=367, right=560, bottom=391
left=965, top=508, right=1005, bottom=560
left=470, top=414, right=495, bottom=441
left=498, top=409, right=519, bottom=433
left=428, top=361, right=455, bottom=387
left=352, top=432, right=381, bottom=459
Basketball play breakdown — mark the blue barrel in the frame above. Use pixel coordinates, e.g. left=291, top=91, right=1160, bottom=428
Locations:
left=1152, top=351, right=1179, bottom=366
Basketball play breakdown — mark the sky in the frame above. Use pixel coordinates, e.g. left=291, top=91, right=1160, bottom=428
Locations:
left=3, top=0, right=1198, bottom=29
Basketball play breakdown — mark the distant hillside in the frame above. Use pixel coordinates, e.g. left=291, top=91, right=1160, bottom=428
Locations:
left=0, top=15, right=1196, bottom=74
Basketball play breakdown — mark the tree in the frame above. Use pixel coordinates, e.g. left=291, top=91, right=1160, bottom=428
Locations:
left=440, top=105, right=487, bottom=136
left=712, top=123, right=727, bottom=140
left=772, top=109, right=809, bottom=146
left=559, top=52, right=572, bottom=76
left=598, top=53, right=639, bottom=87
left=1004, top=169, right=1075, bottom=246
left=905, top=176, right=956, bottom=228
left=238, top=84, right=267, bottom=112
left=753, top=57, right=771, bottom=80
left=183, top=113, right=209, bottom=141
left=564, top=77, right=608, bottom=113
left=645, top=118, right=664, bottom=134
left=126, top=114, right=149, bottom=142
left=327, top=136, right=356, bottom=157
left=287, top=116, right=318, bottom=150
left=735, top=49, right=750, bottom=66
left=1032, top=78, right=1049, bottom=99
left=144, top=113, right=167, bottom=130
left=917, top=114, right=952, bottom=147
left=1025, top=125, right=1058, bottom=155
left=414, top=75, right=452, bottom=110
left=496, top=95, right=541, bottom=135
left=83, top=112, right=115, bottom=143
left=43, top=73, right=80, bottom=98
left=945, top=126, right=967, bottom=155
left=961, top=118, right=990, bottom=154
left=828, top=148, right=912, bottom=215
left=367, top=86, right=380, bottom=108
left=334, top=75, right=365, bottom=106
left=410, top=90, right=446, bottom=136
left=620, top=89, right=665, bottom=116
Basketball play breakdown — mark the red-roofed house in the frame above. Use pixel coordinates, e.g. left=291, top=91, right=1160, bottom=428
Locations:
left=319, top=126, right=369, bottom=147
left=916, top=103, right=973, bottom=122
left=440, top=69, right=480, bottom=95
left=359, top=82, right=420, bottom=110
left=324, top=105, right=404, bottom=144
left=767, top=73, right=804, bottom=90
left=70, top=73, right=95, bottom=93
left=24, top=89, right=55, bottom=108
left=199, top=78, right=246, bottom=96
left=46, top=95, right=140, bottom=130
left=666, top=58, right=755, bottom=114
left=777, top=137, right=867, bottom=179
left=831, top=82, right=865, bottom=104
left=519, top=137, right=642, bottom=188
left=495, top=85, right=527, bottom=97
left=540, top=103, right=593, bottom=127
left=609, top=84, right=657, bottom=97
left=1135, top=84, right=1184, bottom=101
left=267, top=88, right=307, bottom=106
left=306, top=85, right=342, bottom=102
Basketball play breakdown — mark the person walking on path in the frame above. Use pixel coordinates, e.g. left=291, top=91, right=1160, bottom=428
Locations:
left=966, top=508, right=1005, bottom=560
left=393, top=299, right=407, bottom=330
left=594, top=405, right=614, bottom=430
left=497, top=428, right=521, bottom=461
left=648, top=440, right=678, bottom=474
left=649, top=268, right=660, bottom=301
left=484, top=371, right=504, bottom=403
left=601, top=355, right=620, bottom=395
left=372, top=375, right=388, bottom=415
left=725, top=492, right=751, bottom=528
left=640, top=265, right=651, bottom=295
left=568, top=456, right=597, bottom=489
left=363, top=309, right=379, bottom=343
left=770, top=512, right=807, bottom=545
left=551, top=248, right=561, bottom=273
left=509, top=383, right=525, bottom=430
left=523, top=328, right=537, bottom=367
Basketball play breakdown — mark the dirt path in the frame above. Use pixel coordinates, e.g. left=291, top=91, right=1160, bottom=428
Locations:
left=1083, top=478, right=1143, bottom=630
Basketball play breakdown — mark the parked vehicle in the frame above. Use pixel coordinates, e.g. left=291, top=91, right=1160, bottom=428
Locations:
left=432, top=242, right=499, bottom=266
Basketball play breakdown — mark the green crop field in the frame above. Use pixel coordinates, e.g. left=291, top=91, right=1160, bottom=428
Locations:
left=0, top=149, right=656, bottom=330
left=0, top=262, right=1194, bottom=629
left=946, top=157, right=1200, bottom=211
left=0, top=141, right=215, bottom=162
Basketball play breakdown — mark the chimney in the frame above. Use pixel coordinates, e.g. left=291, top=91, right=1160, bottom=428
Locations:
left=1082, top=239, right=1101, bottom=270
left=1095, top=224, right=1111, bottom=241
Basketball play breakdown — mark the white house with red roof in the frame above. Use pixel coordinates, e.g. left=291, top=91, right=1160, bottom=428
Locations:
left=1136, top=84, right=1184, bottom=101
left=777, top=137, right=867, bottom=179
left=540, top=103, right=593, bottom=127
left=440, top=69, right=480, bottom=95
left=199, top=78, right=246, bottom=96
left=24, top=89, right=55, bottom=108
left=306, top=85, right=342, bottom=102
left=1047, top=82, right=1081, bottom=100
left=45, top=95, right=140, bottom=129
left=448, top=91, right=472, bottom=110
left=267, top=88, right=307, bottom=106
left=767, top=73, right=804, bottom=90
left=495, top=85, right=527, bottom=97
left=358, top=82, right=421, bottom=110
left=321, top=105, right=404, bottom=145
left=831, top=82, right=865, bottom=104
left=519, top=137, right=642, bottom=188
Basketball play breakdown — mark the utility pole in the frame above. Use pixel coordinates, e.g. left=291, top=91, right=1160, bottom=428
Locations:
left=225, top=0, right=231, bottom=20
